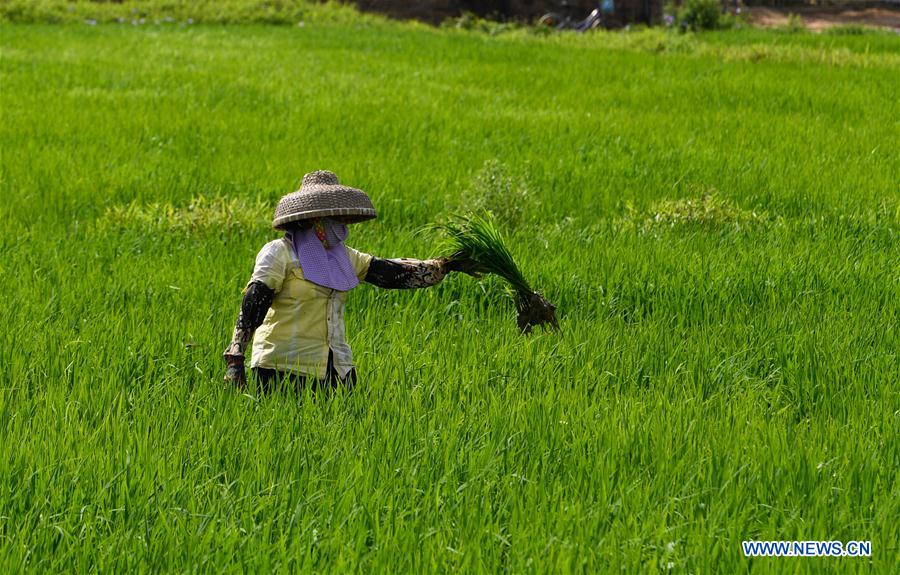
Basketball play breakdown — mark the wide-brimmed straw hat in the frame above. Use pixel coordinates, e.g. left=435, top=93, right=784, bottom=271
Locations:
left=272, top=170, right=377, bottom=229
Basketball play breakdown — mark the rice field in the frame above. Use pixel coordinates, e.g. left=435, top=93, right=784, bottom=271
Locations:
left=1, top=11, right=899, bottom=573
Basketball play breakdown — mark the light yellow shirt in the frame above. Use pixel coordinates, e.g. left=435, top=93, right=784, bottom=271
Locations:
left=248, top=237, right=373, bottom=378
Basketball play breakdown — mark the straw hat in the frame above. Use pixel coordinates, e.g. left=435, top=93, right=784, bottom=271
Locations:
left=272, top=170, right=377, bottom=229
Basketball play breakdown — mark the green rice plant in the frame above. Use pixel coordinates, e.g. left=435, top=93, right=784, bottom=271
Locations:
left=826, top=24, right=867, bottom=36
left=1, top=17, right=898, bottom=574
left=644, top=192, right=768, bottom=231
left=458, top=159, right=533, bottom=229
left=94, top=195, right=270, bottom=235
left=437, top=213, right=558, bottom=333
left=782, top=13, right=806, bottom=34
left=0, top=0, right=370, bottom=26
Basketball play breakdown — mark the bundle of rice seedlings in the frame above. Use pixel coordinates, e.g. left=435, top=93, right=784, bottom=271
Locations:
left=437, top=213, right=558, bottom=334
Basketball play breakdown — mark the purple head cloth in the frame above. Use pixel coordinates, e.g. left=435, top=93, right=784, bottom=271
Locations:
left=286, top=219, right=360, bottom=291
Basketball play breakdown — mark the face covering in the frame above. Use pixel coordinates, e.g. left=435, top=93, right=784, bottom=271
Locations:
left=286, top=218, right=359, bottom=291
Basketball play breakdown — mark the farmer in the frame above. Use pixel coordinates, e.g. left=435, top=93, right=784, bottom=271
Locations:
left=223, top=170, right=468, bottom=392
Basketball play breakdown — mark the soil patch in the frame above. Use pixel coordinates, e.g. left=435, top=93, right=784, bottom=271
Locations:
left=748, top=6, right=900, bottom=32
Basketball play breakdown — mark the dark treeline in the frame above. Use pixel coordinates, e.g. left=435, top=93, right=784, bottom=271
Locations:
left=354, top=0, right=897, bottom=25
left=354, top=0, right=661, bottom=25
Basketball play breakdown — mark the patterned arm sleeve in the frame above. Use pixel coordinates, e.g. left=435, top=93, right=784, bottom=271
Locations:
left=364, top=257, right=448, bottom=289
left=222, top=281, right=276, bottom=364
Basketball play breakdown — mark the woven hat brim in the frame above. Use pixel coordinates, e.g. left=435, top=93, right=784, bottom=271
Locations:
left=273, top=208, right=377, bottom=229
left=272, top=183, right=377, bottom=229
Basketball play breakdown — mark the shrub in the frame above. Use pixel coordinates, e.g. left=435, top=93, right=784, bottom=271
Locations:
left=441, top=12, right=520, bottom=35
left=782, top=12, right=805, bottom=33
left=666, top=0, right=723, bottom=32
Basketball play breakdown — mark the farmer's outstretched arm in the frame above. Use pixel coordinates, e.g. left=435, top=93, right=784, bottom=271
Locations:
left=364, top=257, right=449, bottom=289
left=223, top=281, right=275, bottom=387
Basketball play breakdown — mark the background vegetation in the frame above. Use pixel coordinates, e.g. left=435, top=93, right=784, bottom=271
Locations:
left=0, top=0, right=362, bottom=25
left=1, top=3, right=898, bottom=572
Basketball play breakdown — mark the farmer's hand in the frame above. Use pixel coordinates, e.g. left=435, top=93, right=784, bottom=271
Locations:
left=223, top=355, right=247, bottom=389
left=442, top=257, right=482, bottom=277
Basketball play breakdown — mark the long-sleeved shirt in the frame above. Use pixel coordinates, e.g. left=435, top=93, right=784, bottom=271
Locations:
left=223, top=236, right=445, bottom=378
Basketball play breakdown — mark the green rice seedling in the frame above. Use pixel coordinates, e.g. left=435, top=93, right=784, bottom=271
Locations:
left=1, top=13, right=898, bottom=573
left=458, top=159, right=534, bottom=229
left=437, top=213, right=558, bottom=333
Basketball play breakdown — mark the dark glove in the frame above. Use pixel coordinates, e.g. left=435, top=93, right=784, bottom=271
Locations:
left=224, top=356, right=247, bottom=389
left=442, top=257, right=482, bottom=277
